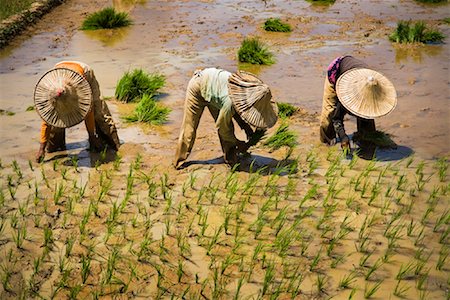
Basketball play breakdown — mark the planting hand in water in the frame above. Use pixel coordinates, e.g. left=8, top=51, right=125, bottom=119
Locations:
left=319, top=56, right=397, bottom=156
left=34, top=61, right=120, bottom=163
left=174, top=68, right=277, bottom=169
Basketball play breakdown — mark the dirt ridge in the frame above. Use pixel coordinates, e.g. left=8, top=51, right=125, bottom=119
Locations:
left=0, top=0, right=64, bottom=49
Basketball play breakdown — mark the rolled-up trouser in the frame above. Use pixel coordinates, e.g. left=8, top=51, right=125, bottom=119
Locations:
left=320, top=77, right=338, bottom=145
left=174, top=75, right=236, bottom=168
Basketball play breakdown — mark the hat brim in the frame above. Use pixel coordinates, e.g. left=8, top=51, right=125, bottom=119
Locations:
left=229, top=71, right=278, bottom=129
left=336, top=68, right=397, bottom=119
left=34, top=68, right=93, bottom=128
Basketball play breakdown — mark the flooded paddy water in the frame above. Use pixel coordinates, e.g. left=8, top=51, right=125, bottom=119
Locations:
left=0, top=0, right=449, bottom=299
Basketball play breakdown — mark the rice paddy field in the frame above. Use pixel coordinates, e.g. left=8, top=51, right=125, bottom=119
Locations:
left=0, top=0, right=449, bottom=299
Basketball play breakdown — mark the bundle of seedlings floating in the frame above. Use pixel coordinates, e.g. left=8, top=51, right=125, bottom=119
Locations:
left=263, top=122, right=297, bottom=151
left=277, top=102, right=298, bottom=119
left=238, top=37, right=274, bottom=65
left=389, top=21, right=444, bottom=44
left=263, top=18, right=292, bottom=32
left=353, top=130, right=397, bottom=149
left=305, top=0, right=336, bottom=4
left=115, top=69, right=165, bottom=103
left=124, top=93, right=171, bottom=125
left=81, top=7, right=132, bottom=30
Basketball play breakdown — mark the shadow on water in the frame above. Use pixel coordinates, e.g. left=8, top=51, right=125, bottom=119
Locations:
left=182, top=154, right=297, bottom=176
left=348, top=145, right=413, bottom=162
left=44, top=145, right=118, bottom=168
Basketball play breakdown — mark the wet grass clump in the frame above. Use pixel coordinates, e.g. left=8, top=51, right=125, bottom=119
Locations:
left=238, top=37, right=274, bottom=65
left=124, top=93, right=171, bottom=125
left=115, top=69, right=165, bottom=103
left=0, top=0, right=34, bottom=21
left=389, top=21, right=445, bottom=44
left=306, top=0, right=336, bottom=4
left=263, top=123, right=297, bottom=151
left=277, top=102, right=297, bottom=119
left=81, top=7, right=131, bottom=30
left=263, top=18, right=292, bottom=32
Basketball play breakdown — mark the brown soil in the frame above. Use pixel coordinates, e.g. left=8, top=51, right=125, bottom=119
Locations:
left=0, top=0, right=449, bottom=299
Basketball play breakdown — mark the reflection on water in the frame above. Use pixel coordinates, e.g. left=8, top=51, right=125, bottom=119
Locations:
left=394, top=44, right=443, bottom=64
left=113, top=0, right=147, bottom=12
left=82, top=27, right=131, bottom=47
left=237, top=62, right=265, bottom=75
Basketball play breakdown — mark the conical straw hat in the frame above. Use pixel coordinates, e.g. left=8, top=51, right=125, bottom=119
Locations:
left=34, top=68, right=93, bottom=128
left=228, top=71, right=278, bottom=129
left=336, top=68, right=397, bottom=119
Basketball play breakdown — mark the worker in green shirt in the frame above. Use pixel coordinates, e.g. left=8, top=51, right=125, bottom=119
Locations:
left=174, top=68, right=278, bottom=169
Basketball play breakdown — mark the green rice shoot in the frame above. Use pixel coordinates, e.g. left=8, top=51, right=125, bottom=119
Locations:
left=263, top=18, right=292, bottom=32
left=389, top=20, right=445, bottom=44
left=277, top=102, right=297, bottom=119
left=238, top=37, right=275, bottom=65
left=81, top=7, right=132, bottom=30
left=115, top=69, right=165, bottom=103
left=124, top=93, right=171, bottom=125
left=263, top=123, right=297, bottom=151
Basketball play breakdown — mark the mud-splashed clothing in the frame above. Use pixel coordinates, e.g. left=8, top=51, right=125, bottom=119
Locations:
left=174, top=68, right=242, bottom=168
left=39, top=61, right=120, bottom=151
left=320, top=56, right=375, bottom=144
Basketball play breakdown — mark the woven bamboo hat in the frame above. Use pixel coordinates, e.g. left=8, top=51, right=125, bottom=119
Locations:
left=336, top=68, right=397, bottom=119
left=228, top=71, right=278, bottom=129
left=34, top=68, right=93, bottom=128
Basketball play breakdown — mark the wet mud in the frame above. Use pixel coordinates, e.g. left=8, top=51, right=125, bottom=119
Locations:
left=0, top=0, right=449, bottom=299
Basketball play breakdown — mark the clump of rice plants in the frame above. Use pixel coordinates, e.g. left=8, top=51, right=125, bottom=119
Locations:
left=277, top=102, right=297, bottom=119
left=238, top=37, right=275, bottom=65
left=415, top=0, right=447, bottom=3
left=263, top=18, right=292, bottom=32
left=115, top=69, right=165, bottom=103
left=306, top=0, right=336, bottom=4
left=353, top=130, right=397, bottom=149
left=81, top=7, right=132, bottom=30
left=263, top=123, right=297, bottom=151
left=124, top=93, right=171, bottom=125
left=389, top=21, right=445, bottom=44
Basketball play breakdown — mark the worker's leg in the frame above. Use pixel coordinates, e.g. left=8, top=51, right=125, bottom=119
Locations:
left=319, top=78, right=338, bottom=145
left=84, top=109, right=102, bottom=151
left=174, top=76, right=205, bottom=168
left=207, top=105, right=237, bottom=166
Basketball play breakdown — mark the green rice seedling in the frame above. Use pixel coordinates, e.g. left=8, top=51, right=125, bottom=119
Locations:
left=0, top=264, right=13, bottom=292
left=299, top=184, right=318, bottom=208
left=81, top=7, right=131, bottom=30
left=116, top=69, right=165, bottom=103
left=33, top=256, right=41, bottom=275
left=125, top=93, right=171, bottom=125
left=12, top=225, right=27, bottom=249
left=10, top=211, right=18, bottom=229
left=416, top=269, right=429, bottom=290
left=177, top=259, right=185, bottom=283
left=364, top=281, right=382, bottom=299
left=263, top=123, right=297, bottom=151
left=310, top=246, right=322, bottom=271
left=315, top=274, right=327, bottom=294
left=102, top=247, right=119, bottom=285
left=407, top=219, right=417, bottom=237
left=436, top=245, right=449, bottom=270
left=339, top=270, right=358, bottom=289
left=365, top=258, right=384, bottom=280
left=12, top=160, right=23, bottom=180
left=263, top=18, right=292, bottom=32
left=396, top=261, right=416, bottom=280
left=436, top=157, right=448, bottom=182
left=389, top=20, right=445, bottom=44
left=43, top=226, right=54, bottom=251
left=53, top=181, right=65, bottom=205
left=396, top=174, right=407, bottom=191
left=433, top=209, right=449, bottom=232
left=393, top=280, right=410, bottom=298
left=233, top=276, right=246, bottom=300
left=277, top=102, right=297, bottom=119
left=359, top=250, right=374, bottom=267
left=260, top=260, right=275, bottom=297
left=238, top=37, right=274, bottom=65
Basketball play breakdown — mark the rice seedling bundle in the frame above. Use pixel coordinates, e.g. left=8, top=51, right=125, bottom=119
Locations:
left=81, top=7, right=131, bottom=30
left=115, top=69, right=165, bottom=103
left=263, top=18, right=292, bottom=32
left=237, top=37, right=274, bottom=65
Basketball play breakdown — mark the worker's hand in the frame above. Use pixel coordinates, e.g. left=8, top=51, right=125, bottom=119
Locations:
left=236, top=140, right=250, bottom=154
left=89, top=135, right=103, bottom=152
left=341, top=136, right=351, bottom=154
left=35, top=143, right=46, bottom=163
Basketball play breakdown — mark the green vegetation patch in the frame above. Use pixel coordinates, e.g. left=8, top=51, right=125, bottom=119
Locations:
left=0, top=0, right=34, bottom=21
left=124, top=93, right=171, bottom=125
left=389, top=20, right=445, bottom=44
left=353, top=130, right=397, bottom=149
left=263, top=123, right=297, bottom=151
left=443, top=17, right=450, bottom=24
left=263, top=18, right=292, bottom=32
left=0, top=109, right=15, bottom=116
left=305, top=0, right=336, bottom=4
left=277, top=102, right=297, bottom=119
left=238, top=37, right=275, bottom=65
left=81, top=7, right=132, bottom=30
left=115, top=69, right=165, bottom=103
